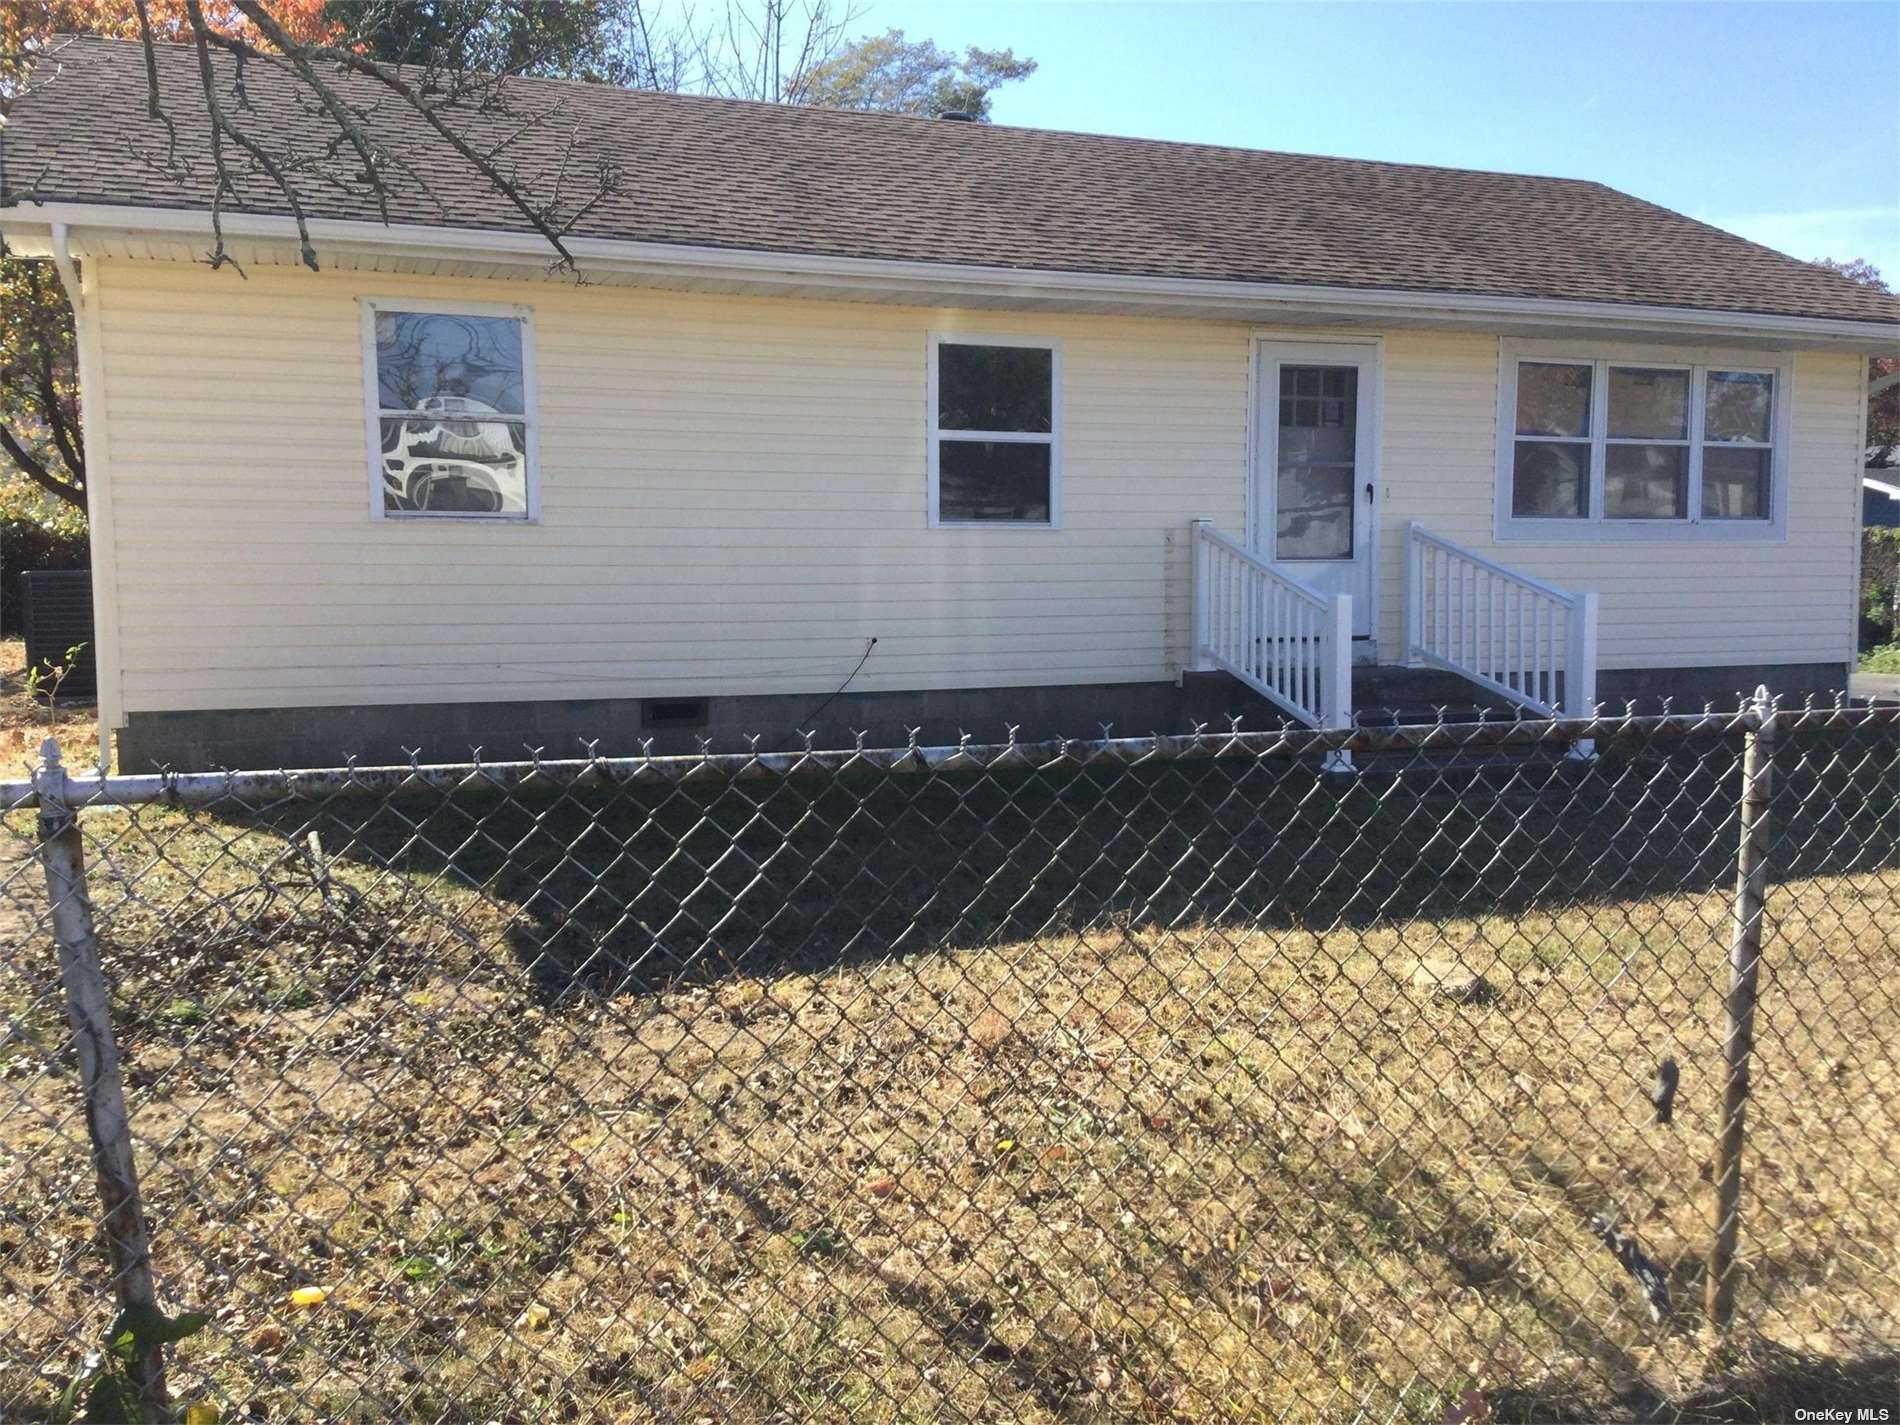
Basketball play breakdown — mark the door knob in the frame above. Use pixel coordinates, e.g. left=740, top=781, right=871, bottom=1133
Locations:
left=1364, top=482, right=1375, bottom=502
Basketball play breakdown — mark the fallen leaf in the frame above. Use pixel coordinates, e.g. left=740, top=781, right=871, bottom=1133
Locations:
left=516, top=1303, right=551, bottom=1330
left=249, top=1324, right=287, bottom=1353
left=288, top=1286, right=328, bottom=1308
left=184, top=1401, right=221, bottom=1425
left=994, top=1138, right=1016, bottom=1155
left=865, top=1175, right=898, bottom=1198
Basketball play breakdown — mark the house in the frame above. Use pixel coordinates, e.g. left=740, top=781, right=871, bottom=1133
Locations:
left=1869, top=472, right=1900, bottom=528
left=3, top=37, right=1897, bottom=771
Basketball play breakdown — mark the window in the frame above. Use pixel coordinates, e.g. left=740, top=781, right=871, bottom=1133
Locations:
left=1499, top=344, right=1786, bottom=540
left=364, top=301, right=536, bottom=519
left=1275, top=364, right=1359, bottom=559
left=928, top=336, right=1059, bottom=526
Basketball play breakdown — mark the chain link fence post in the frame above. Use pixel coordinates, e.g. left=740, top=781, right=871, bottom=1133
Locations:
left=1706, top=686, right=1776, bottom=1332
left=33, top=737, right=169, bottom=1421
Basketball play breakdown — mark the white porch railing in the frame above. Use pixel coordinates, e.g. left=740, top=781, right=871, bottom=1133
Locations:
left=1190, top=519, right=1353, bottom=733
left=1403, top=522, right=1598, bottom=719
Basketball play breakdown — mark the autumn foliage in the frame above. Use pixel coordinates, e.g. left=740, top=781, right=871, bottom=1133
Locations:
left=2, top=1, right=338, bottom=70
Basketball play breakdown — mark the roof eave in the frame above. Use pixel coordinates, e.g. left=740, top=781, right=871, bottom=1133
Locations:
left=5, top=200, right=1897, bottom=350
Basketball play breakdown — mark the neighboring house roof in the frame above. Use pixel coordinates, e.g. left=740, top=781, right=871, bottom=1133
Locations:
left=5, top=36, right=1900, bottom=328
left=1866, top=476, right=1900, bottom=529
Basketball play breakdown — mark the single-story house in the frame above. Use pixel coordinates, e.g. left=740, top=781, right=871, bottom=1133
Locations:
left=4, top=37, right=1897, bottom=770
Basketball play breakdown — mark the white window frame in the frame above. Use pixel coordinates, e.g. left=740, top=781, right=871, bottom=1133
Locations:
left=361, top=296, right=542, bottom=523
left=1495, top=338, right=1791, bottom=543
left=926, top=332, right=1063, bottom=529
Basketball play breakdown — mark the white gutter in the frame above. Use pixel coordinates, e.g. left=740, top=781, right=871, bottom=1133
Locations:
left=6, top=200, right=1898, bottom=348
left=48, top=219, right=82, bottom=299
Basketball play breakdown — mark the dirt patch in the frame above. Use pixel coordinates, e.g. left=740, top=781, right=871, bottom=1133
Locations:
left=0, top=636, right=96, bottom=777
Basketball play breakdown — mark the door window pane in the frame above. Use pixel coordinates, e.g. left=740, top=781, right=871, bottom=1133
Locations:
left=1607, top=367, right=1689, bottom=440
left=1704, top=371, right=1773, bottom=443
left=1516, top=362, right=1592, bottom=437
left=937, top=344, right=1053, bottom=432
left=1604, top=444, right=1688, bottom=518
left=937, top=440, right=1051, bottom=522
left=1511, top=441, right=1588, bottom=518
left=1275, top=365, right=1356, bottom=560
left=1276, top=464, right=1353, bottom=559
left=1702, top=447, right=1770, bottom=519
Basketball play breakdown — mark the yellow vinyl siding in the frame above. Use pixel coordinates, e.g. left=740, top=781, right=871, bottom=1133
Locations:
left=88, top=260, right=1862, bottom=722
left=1378, top=332, right=1863, bottom=671
left=94, top=261, right=1246, bottom=715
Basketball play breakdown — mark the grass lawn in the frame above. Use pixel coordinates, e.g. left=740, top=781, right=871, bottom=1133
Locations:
left=1, top=730, right=1895, bottom=1422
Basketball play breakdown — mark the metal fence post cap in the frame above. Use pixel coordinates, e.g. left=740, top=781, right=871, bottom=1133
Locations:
left=34, top=737, right=71, bottom=828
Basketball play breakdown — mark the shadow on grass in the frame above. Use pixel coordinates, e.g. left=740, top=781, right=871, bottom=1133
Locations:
left=116, top=722, right=1899, bottom=1006
left=1490, top=1345, right=1899, bottom=1424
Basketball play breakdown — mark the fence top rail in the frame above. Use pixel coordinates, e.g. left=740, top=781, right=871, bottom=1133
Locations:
left=1405, top=521, right=1584, bottom=606
left=3, top=696, right=1892, bottom=812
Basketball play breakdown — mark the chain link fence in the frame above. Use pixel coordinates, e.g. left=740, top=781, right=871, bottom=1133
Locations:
left=1, top=698, right=1895, bottom=1424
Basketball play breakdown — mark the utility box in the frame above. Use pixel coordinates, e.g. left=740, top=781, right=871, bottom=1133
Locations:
left=20, top=568, right=97, bottom=700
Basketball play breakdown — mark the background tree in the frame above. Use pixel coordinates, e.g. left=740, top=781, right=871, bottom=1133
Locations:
left=331, top=0, right=684, bottom=86
left=799, top=28, right=1035, bottom=117
left=0, top=247, right=81, bottom=509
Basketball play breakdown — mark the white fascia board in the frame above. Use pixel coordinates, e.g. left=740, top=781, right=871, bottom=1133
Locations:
left=5, top=200, right=1898, bottom=350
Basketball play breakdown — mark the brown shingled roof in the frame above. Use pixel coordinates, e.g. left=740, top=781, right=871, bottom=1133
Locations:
left=4, top=35, right=1897, bottom=326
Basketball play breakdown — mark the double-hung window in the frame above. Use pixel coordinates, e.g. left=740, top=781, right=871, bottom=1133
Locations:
left=364, top=300, right=538, bottom=519
left=1499, top=341, right=1786, bottom=541
left=928, top=335, right=1060, bottom=526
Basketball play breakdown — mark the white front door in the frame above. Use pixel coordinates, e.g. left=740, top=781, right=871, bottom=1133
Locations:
left=1252, top=341, right=1379, bottom=643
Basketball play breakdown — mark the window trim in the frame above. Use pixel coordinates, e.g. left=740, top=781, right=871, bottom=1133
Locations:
left=360, top=296, right=542, bottom=523
left=1495, top=338, right=1791, bottom=543
left=926, top=331, right=1063, bottom=529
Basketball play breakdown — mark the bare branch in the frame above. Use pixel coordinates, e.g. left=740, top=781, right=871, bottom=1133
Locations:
left=228, top=1, right=392, bottom=228
left=130, top=0, right=179, bottom=158
left=319, top=49, right=587, bottom=268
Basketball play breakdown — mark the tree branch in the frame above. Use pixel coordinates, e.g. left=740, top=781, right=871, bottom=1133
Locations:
left=228, top=1, right=391, bottom=226
left=0, top=421, right=84, bottom=506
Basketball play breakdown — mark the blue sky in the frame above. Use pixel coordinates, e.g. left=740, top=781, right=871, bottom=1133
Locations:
left=869, top=1, right=1900, bottom=283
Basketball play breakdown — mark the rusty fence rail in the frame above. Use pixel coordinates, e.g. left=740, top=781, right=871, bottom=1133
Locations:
left=1, top=695, right=1896, bottom=1424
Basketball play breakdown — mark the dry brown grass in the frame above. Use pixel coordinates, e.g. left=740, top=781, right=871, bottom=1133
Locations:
left=0, top=741, right=1896, bottom=1423
left=0, top=637, right=96, bottom=776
